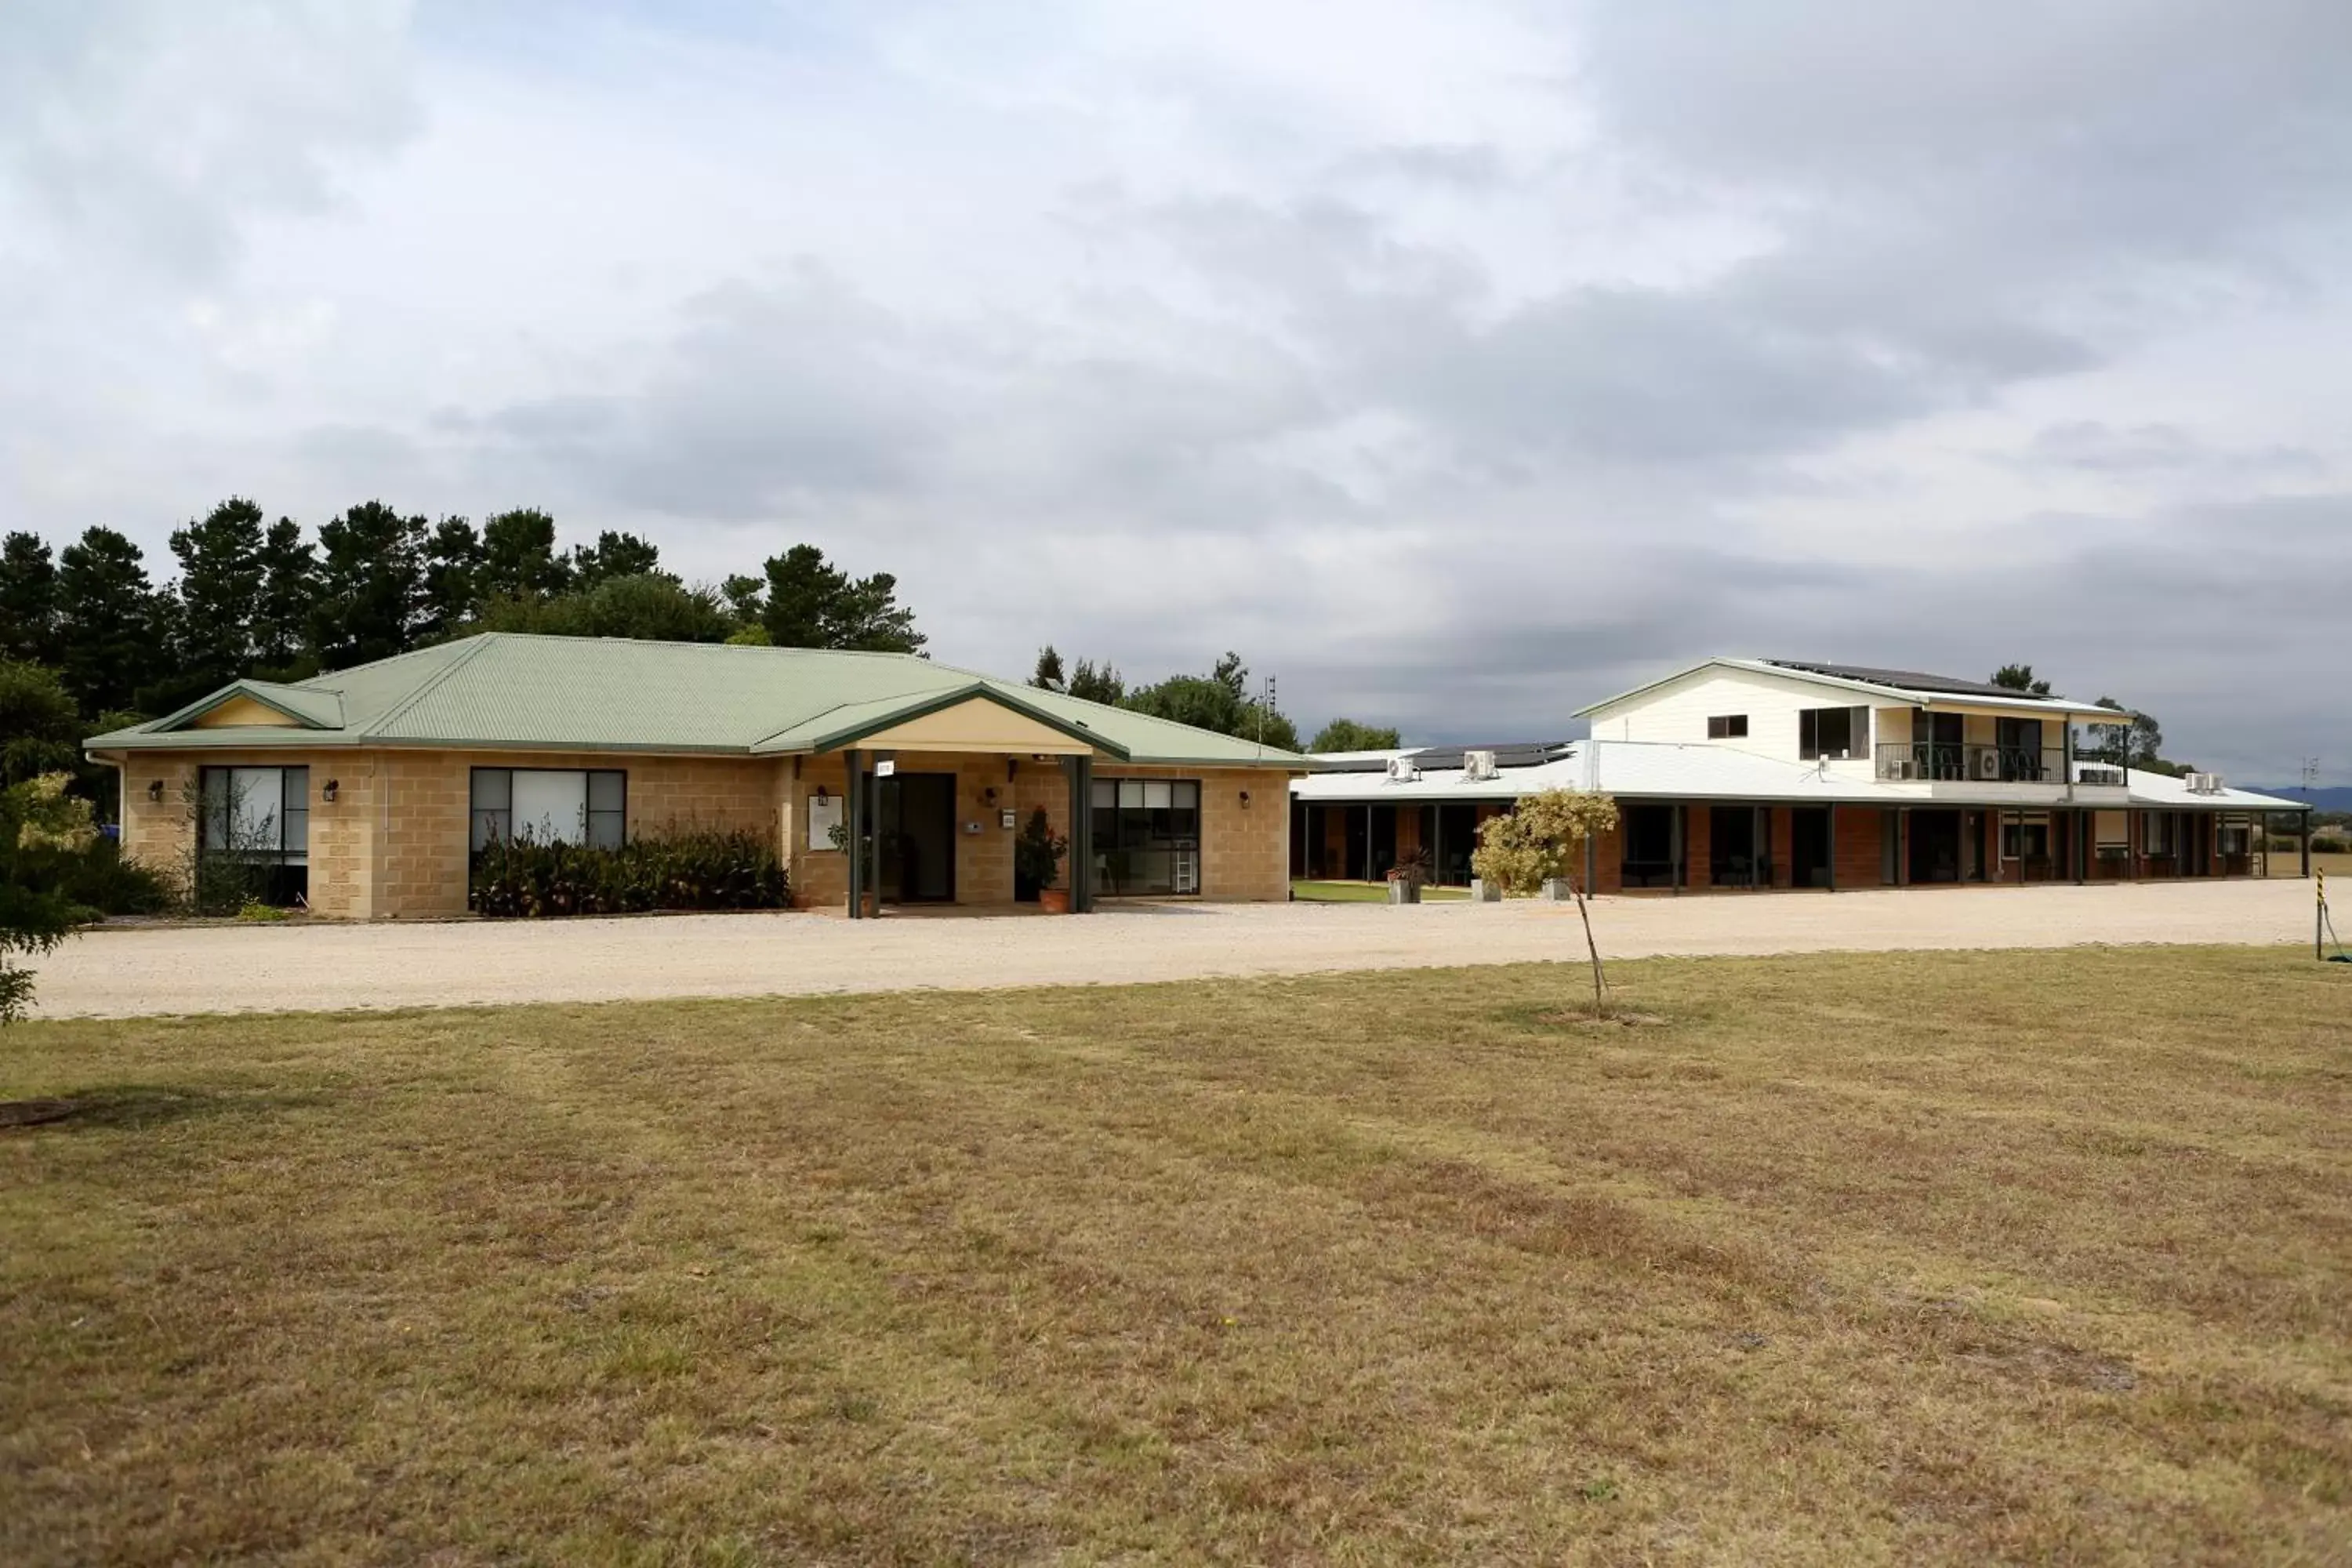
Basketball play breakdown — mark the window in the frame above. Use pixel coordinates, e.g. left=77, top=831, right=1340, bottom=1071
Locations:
left=1798, top=706, right=1867, bottom=760
left=470, top=768, right=626, bottom=851
left=1090, top=777, right=1200, bottom=895
left=1707, top=714, right=1748, bottom=739
left=199, top=766, right=309, bottom=905
left=2143, top=812, right=2175, bottom=856
left=2002, top=816, right=2051, bottom=860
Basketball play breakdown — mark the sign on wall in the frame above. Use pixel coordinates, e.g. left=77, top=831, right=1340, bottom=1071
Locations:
left=807, top=793, right=844, bottom=851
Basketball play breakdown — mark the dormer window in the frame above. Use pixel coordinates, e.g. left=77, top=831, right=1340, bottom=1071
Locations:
left=1707, top=714, right=1748, bottom=739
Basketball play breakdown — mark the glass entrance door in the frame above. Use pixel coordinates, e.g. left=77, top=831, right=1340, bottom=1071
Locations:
left=876, top=773, right=956, bottom=902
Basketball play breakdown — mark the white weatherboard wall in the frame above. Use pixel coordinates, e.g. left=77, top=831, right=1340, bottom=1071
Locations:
left=1586, top=667, right=1890, bottom=770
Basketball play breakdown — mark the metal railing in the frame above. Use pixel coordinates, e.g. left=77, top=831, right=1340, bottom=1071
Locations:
left=1875, top=743, right=2067, bottom=783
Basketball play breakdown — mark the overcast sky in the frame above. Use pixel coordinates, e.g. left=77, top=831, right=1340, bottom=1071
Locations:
left=4, top=1, right=2348, bottom=780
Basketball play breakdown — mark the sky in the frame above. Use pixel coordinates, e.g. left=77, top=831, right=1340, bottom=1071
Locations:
left=2, top=0, right=2348, bottom=782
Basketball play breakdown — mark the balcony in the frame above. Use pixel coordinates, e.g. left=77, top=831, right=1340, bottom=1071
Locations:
left=1875, top=742, right=2067, bottom=784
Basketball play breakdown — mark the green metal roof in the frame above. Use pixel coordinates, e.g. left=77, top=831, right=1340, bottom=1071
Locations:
left=84, top=633, right=1308, bottom=768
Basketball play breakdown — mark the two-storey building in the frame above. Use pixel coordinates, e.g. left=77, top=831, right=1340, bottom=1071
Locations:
left=1290, top=659, right=2312, bottom=891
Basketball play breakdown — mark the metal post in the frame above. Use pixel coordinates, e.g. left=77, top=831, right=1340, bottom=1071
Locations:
left=2303, top=811, right=2313, bottom=880
left=1670, top=804, right=1683, bottom=895
left=1896, top=807, right=1909, bottom=887
left=1826, top=804, right=1837, bottom=892
left=843, top=748, right=862, bottom=917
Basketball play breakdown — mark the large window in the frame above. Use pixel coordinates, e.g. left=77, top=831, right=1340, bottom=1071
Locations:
left=1091, top=778, right=1200, bottom=896
left=1798, top=706, right=1867, bottom=760
left=471, top=768, right=626, bottom=851
left=199, top=766, right=309, bottom=905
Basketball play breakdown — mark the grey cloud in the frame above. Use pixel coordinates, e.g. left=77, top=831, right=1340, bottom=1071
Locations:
left=2013, top=422, right=2325, bottom=480
left=0, top=0, right=419, bottom=276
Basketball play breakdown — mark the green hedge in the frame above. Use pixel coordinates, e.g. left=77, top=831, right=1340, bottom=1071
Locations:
left=470, top=829, right=788, bottom=918
left=18, top=833, right=178, bottom=919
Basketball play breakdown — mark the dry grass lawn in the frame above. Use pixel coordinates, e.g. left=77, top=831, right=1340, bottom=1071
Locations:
left=3, top=949, right=2349, bottom=1565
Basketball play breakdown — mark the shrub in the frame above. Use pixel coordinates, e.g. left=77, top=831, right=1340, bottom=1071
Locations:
left=30, top=833, right=177, bottom=917
left=2314, top=836, right=2350, bottom=855
left=1014, top=807, right=1068, bottom=892
left=470, top=826, right=787, bottom=918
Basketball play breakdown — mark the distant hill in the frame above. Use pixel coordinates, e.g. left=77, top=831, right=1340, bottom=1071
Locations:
left=2249, top=786, right=2352, bottom=813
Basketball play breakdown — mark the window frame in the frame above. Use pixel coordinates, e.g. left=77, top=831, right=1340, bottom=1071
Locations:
left=1798, top=705, right=1867, bottom=761
left=198, top=765, right=309, bottom=860
left=470, top=767, right=627, bottom=852
left=1088, top=776, right=1203, bottom=896
left=1706, top=714, right=1749, bottom=739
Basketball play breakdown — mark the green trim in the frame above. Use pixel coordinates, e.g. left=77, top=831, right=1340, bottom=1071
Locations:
left=145, top=681, right=343, bottom=733
left=760, top=682, right=1135, bottom=760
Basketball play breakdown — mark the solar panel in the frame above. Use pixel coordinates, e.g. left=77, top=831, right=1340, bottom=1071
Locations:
left=1763, top=660, right=2038, bottom=699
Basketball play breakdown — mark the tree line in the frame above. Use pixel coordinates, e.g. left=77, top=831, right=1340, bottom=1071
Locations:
left=1027, top=646, right=1399, bottom=755
left=0, top=500, right=1403, bottom=810
left=0, top=501, right=932, bottom=725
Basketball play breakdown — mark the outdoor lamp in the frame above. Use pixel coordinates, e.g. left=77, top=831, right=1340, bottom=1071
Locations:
left=323, top=779, right=339, bottom=802
left=1240, top=789, right=1252, bottom=807
left=147, top=779, right=163, bottom=802
left=983, top=786, right=998, bottom=804
left=814, top=785, right=829, bottom=803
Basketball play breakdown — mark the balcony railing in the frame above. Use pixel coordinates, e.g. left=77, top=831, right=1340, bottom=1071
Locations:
left=1875, top=742, right=2067, bottom=783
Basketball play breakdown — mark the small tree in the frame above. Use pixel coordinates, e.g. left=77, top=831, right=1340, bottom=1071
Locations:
left=0, top=773, right=97, bottom=1023
left=1470, top=789, right=1620, bottom=1018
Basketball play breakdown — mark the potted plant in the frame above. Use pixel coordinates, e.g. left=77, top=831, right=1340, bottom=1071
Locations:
left=1016, top=807, right=1072, bottom=913
left=1386, top=844, right=1432, bottom=904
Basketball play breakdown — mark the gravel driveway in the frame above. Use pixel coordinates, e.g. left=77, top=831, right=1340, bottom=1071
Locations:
left=29, top=880, right=2319, bottom=1019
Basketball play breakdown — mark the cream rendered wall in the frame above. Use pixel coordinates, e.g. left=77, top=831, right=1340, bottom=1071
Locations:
left=1588, top=667, right=1891, bottom=768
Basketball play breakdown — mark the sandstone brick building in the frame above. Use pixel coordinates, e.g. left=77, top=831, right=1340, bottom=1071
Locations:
left=86, top=634, right=1305, bottom=919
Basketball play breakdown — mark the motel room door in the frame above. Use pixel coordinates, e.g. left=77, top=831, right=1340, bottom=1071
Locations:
left=876, top=772, right=957, bottom=902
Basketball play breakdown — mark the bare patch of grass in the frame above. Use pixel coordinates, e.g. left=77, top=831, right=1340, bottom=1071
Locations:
left=2, top=949, right=2348, bottom=1563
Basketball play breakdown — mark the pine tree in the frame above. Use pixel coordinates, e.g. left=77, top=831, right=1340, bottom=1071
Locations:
left=169, top=498, right=267, bottom=688
left=422, top=516, right=485, bottom=640
left=0, top=532, right=59, bottom=666
left=54, top=528, right=165, bottom=715
left=758, top=545, right=924, bottom=653
left=252, top=517, right=318, bottom=670
left=310, top=503, right=428, bottom=669
left=570, top=531, right=662, bottom=590
left=480, top=509, right=572, bottom=601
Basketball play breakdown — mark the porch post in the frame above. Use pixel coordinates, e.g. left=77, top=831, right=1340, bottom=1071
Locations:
left=1433, top=806, right=1444, bottom=887
left=1670, top=804, right=1684, bottom=895
left=1363, top=803, right=1373, bottom=882
left=843, top=748, right=862, bottom=917
left=2303, top=811, right=2313, bottom=879
left=1896, top=807, right=1909, bottom=887
left=1064, top=755, right=1095, bottom=913
left=1826, top=804, right=1837, bottom=892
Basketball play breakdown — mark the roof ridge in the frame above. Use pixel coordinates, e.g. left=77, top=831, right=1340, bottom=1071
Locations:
left=358, top=633, right=500, bottom=739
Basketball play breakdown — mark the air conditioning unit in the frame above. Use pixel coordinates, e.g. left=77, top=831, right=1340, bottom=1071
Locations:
left=2186, top=772, right=2224, bottom=795
left=1976, top=750, right=2004, bottom=780
left=1885, top=758, right=1918, bottom=781
left=1385, top=757, right=1421, bottom=784
left=1462, top=750, right=1498, bottom=781
left=2075, top=763, right=2125, bottom=786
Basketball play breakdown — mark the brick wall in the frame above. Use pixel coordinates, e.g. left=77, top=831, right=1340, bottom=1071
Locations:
left=1834, top=805, right=1884, bottom=889
left=1091, top=766, right=1290, bottom=902
left=1682, top=805, right=1711, bottom=889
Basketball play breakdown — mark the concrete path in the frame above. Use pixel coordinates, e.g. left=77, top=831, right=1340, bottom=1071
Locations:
left=29, top=880, right=2321, bottom=1020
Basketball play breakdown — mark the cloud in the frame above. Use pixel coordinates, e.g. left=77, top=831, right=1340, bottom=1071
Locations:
left=0, top=0, right=419, bottom=278
left=0, top=0, right=2347, bottom=786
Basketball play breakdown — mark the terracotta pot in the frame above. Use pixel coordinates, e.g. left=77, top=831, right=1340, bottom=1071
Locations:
left=1037, top=887, right=1071, bottom=914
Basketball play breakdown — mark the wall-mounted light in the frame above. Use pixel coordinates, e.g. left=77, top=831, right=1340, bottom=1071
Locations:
left=814, top=784, right=829, bottom=804
left=1240, top=789, right=1253, bottom=808
left=147, top=779, right=163, bottom=803
left=323, top=779, right=339, bottom=803
left=983, top=786, right=998, bottom=804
